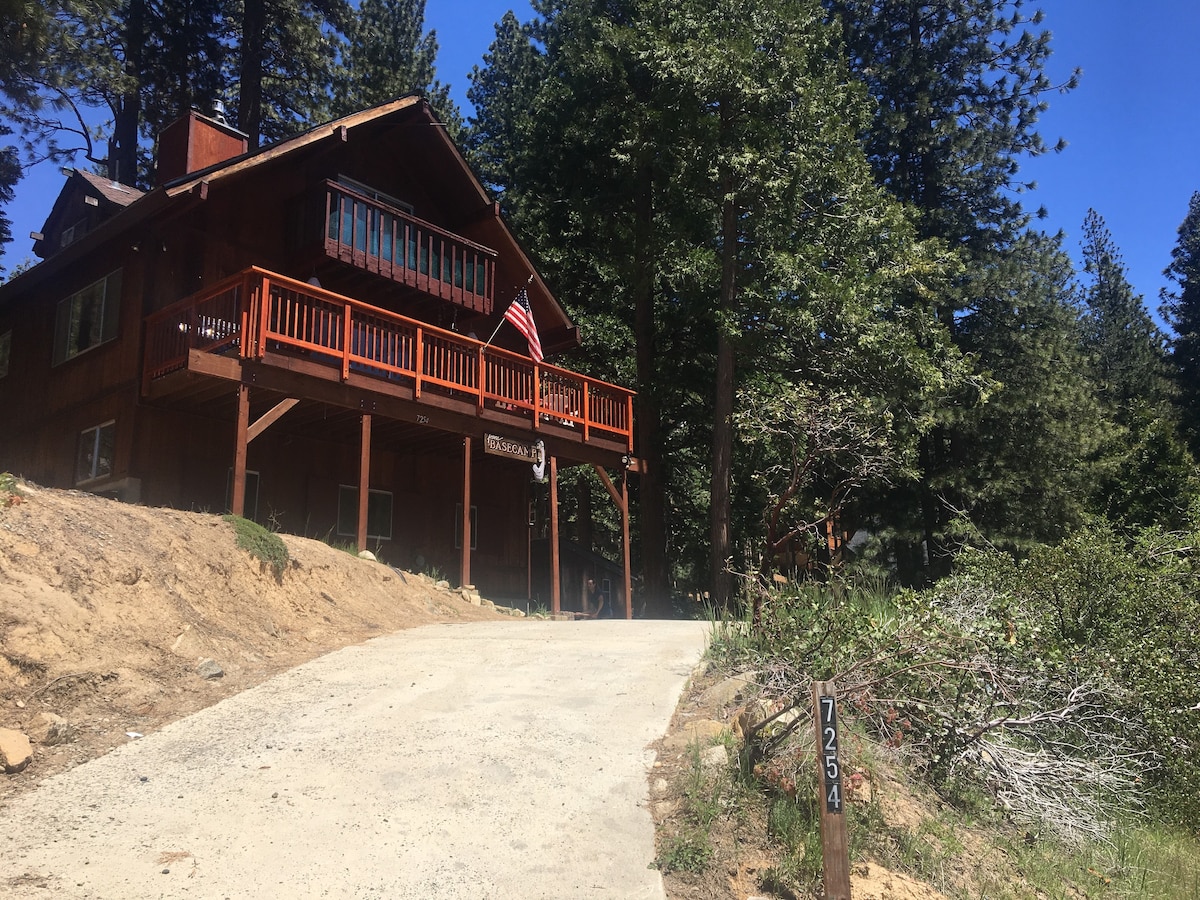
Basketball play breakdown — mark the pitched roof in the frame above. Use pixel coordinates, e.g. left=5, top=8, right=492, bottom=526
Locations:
left=77, top=170, right=144, bottom=208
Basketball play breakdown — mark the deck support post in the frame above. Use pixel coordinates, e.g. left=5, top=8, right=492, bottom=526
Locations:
left=621, top=470, right=632, bottom=619
left=357, top=414, right=372, bottom=552
left=231, top=384, right=250, bottom=518
left=460, top=435, right=472, bottom=588
left=549, top=455, right=561, bottom=616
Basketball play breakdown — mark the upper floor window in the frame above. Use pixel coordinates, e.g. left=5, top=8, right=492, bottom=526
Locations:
left=76, top=420, right=116, bottom=484
left=53, top=270, right=122, bottom=365
left=61, top=218, right=88, bottom=248
left=0, top=330, right=10, bottom=378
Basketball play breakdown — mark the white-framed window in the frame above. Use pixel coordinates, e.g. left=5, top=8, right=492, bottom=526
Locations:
left=0, top=329, right=10, bottom=378
left=75, top=421, right=115, bottom=484
left=53, top=270, right=122, bottom=365
left=454, top=503, right=478, bottom=551
left=337, top=486, right=393, bottom=541
left=225, top=469, right=261, bottom=521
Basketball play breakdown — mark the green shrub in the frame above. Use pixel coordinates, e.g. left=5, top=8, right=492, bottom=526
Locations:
left=1, top=472, right=21, bottom=508
left=223, top=514, right=289, bottom=579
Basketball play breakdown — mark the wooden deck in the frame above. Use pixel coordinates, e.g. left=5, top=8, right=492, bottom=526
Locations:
left=142, top=267, right=634, bottom=452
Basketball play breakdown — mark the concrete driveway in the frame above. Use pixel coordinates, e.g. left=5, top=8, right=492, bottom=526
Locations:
left=0, top=619, right=710, bottom=899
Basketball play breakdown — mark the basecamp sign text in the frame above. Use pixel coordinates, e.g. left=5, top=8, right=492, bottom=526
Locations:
left=483, top=433, right=539, bottom=462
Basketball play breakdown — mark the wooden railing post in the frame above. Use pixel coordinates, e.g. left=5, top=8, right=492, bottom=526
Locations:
left=581, top=382, right=591, bottom=442
left=532, top=364, right=542, bottom=432
left=341, top=301, right=353, bottom=381
left=414, top=325, right=424, bottom=399
left=626, top=393, right=635, bottom=451
left=476, top=344, right=486, bottom=412
left=257, top=275, right=271, bottom=359
left=239, top=276, right=253, bottom=359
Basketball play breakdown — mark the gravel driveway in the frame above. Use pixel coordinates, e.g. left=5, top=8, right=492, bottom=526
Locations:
left=0, top=619, right=709, bottom=899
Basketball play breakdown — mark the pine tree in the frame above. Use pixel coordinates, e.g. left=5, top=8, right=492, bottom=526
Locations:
left=1163, top=192, right=1200, bottom=452
left=830, top=0, right=1082, bottom=580
left=235, top=0, right=349, bottom=149
left=334, top=0, right=460, bottom=132
left=470, top=0, right=967, bottom=608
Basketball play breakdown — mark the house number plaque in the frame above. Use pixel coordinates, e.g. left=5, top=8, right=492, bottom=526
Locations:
left=812, top=680, right=851, bottom=900
left=819, top=693, right=843, bottom=813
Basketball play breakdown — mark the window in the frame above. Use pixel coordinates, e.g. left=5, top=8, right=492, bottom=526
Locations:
left=337, top=176, right=412, bottom=214
left=60, top=218, right=88, bottom=248
left=76, top=421, right=115, bottom=484
left=338, top=486, right=393, bottom=541
left=454, top=503, right=478, bottom=551
left=53, top=270, right=122, bottom=365
left=225, top=469, right=260, bottom=521
left=0, top=330, right=10, bottom=378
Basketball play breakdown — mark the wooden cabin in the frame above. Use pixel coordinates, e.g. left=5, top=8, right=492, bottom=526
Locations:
left=0, top=97, right=637, bottom=615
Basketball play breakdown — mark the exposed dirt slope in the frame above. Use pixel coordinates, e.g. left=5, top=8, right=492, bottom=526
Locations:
left=0, top=480, right=505, bottom=802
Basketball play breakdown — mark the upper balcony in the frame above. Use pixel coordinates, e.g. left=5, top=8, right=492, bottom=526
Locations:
left=141, top=267, right=634, bottom=454
left=318, top=180, right=497, bottom=315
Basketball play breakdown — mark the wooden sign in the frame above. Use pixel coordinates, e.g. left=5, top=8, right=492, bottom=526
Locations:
left=483, top=433, right=539, bottom=462
left=812, top=680, right=851, bottom=899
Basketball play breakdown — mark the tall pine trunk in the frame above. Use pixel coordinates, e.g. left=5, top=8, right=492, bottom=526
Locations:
left=110, top=0, right=144, bottom=185
left=239, top=0, right=266, bottom=149
left=709, top=169, right=738, bottom=610
left=633, top=156, right=671, bottom=615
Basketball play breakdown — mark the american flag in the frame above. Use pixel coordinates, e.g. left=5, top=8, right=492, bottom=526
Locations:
left=502, top=287, right=543, bottom=363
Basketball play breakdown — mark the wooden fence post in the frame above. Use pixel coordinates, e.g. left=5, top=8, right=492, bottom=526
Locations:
left=813, top=680, right=852, bottom=900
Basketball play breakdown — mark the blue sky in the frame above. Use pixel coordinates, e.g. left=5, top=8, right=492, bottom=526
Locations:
left=7, top=1, right=1199, bottom=321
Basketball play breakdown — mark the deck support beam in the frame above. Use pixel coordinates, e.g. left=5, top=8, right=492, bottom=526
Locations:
left=460, top=435, right=472, bottom=588
left=357, top=414, right=372, bottom=552
left=593, top=464, right=634, bottom=619
left=248, top=398, right=299, bottom=443
left=231, top=384, right=250, bottom=517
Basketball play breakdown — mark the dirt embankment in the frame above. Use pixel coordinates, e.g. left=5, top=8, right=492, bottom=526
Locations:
left=0, top=481, right=505, bottom=801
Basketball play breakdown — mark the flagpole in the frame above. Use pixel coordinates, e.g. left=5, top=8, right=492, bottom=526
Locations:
left=482, top=274, right=535, bottom=350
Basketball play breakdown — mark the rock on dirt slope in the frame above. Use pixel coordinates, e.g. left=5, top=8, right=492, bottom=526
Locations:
left=0, top=479, right=506, bottom=799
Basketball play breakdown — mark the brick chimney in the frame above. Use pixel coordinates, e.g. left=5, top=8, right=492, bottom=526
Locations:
left=156, top=108, right=248, bottom=186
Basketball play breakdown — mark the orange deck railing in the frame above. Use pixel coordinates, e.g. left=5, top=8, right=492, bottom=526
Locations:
left=142, top=267, right=635, bottom=450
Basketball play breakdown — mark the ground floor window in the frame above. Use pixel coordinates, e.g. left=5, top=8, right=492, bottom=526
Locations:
left=76, top=421, right=116, bottom=484
left=454, top=503, right=478, bottom=551
left=338, top=486, right=393, bottom=541
left=225, top=469, right=261, bottom=521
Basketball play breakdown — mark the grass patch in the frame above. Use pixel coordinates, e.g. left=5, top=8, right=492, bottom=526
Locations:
left=1, top=472, right=22, bottom=508
left=655, top=830, right=713, bottom=874
left=223, top=514, right=289, bottom=578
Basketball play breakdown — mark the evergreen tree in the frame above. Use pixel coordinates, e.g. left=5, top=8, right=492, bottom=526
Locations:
left=469, top=0, right=967, bottom=608
left=829, top=0, right=1081, bottom=580
left=235, top=0, right=349, bottom=149
left=1079, top=208, right=1195, bottom=528
left=1079, top=209, right=1172, bottom=408
left=465, top=11, right=545, bottom=197
left=1163, top=191, right=1200, bottom=452
left=334, top=0, right=460, bottom=132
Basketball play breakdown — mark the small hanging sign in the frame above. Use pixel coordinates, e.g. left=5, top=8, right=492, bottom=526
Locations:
left=483, top=433, right=539, bottom=463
